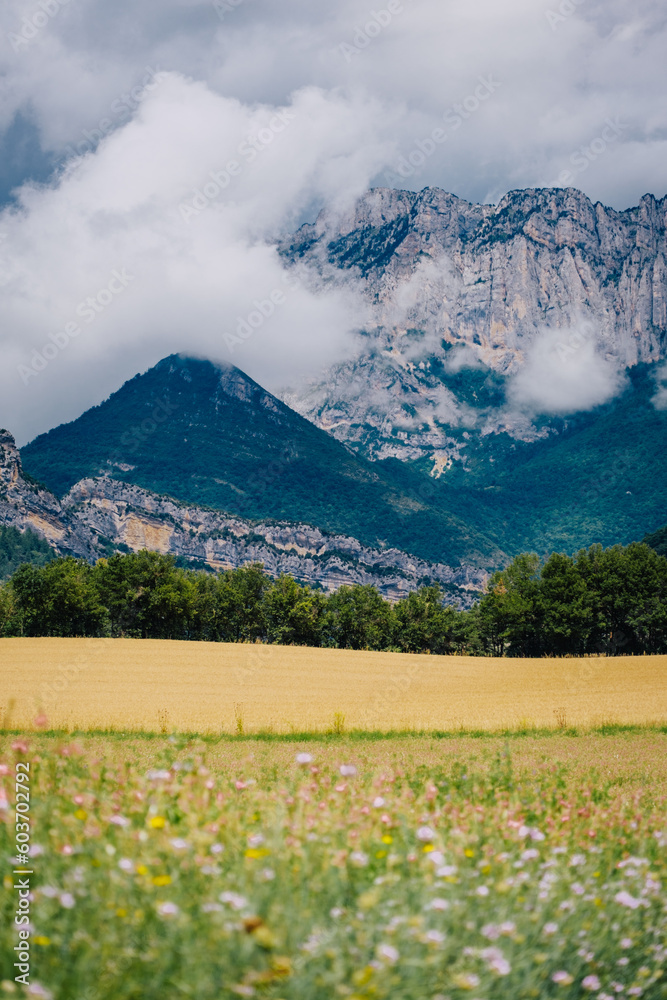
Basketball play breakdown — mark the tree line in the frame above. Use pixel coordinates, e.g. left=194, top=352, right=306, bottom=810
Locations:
left=1, top=542, right=666, bottom=656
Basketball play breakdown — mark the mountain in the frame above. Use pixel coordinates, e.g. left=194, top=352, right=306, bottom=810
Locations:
left=18, top=352, right=667, bottom=570
left=19, top=355, right=503, bottom=569
left=279, top=185, right=667, bottom=463
left=15, top=186, right=667, bottom=570
left=0, top=429, right=484, bottom=601
left=429, top=364, right=667, bottom=556
left=273, top=184, right=667, bottom=556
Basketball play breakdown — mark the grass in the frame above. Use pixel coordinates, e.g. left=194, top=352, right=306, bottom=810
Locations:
left=0, top=732, right=666, bottom=999
left=1, top=638, right=666, bottom=734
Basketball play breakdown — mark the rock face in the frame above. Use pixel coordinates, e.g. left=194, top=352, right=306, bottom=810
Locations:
left=280, top=186, right=667, bottom=460
left=0, top=431, right=485, bottom=603
left=0, top=429, right=69, bottom=548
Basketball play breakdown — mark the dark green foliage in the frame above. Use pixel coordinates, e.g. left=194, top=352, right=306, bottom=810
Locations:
left=92, top=551, right=204, bottom=640
left=0, top=524, right=53, bottom=580
left=19, top=355, right=503, bottom=569
left=476, top=543, right=667, bottom=657
left=0, top=583, right=17, bottom=637
left=393, top=585, right=462, bottom=654
left=324, top=584, right=396, bottom=650
left=437, top=364, right=667, bottom=559
left=206, top=564, right=270, bottom=643
left=262, top=575, right=326, bottom=646
left=643, top=523, right=667, bottom=557
left=10, top=558, right=108, bottom=637
left=20, top=357, right=667, bottom=576
left=4, top=541, right=667, bottom=655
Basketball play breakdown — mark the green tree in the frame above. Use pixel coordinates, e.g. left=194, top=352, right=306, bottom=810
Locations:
left=93, top=551, right=196, bottom=639
left=477, top=553, right=541, bottom=657
left=0, top=525, right=53, bottom=580
left=394, top=585, right=460, bottom=654
left=0, top=582, right=18, bottom=636
left=11, top=558, right=108, bottom=637
left=575, top=543, right=667, bottom=655
left=325, top=585, right=395, bottom=650
left=262, top=575, right=326, bottom=647
left=538, top=552, right=592, bottom=656
left=208, top=564, right=269, bottom=643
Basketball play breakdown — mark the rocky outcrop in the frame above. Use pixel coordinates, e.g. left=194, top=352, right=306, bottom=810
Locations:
left=0, top=431, right=485, bottom=603
left=280, top=186, right=667, bottom=460
left=0, top=429, right=71, bottom=548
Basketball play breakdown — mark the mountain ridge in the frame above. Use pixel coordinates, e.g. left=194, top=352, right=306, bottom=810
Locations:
left=19, top=354, right=505, bottom=569
left=279, top=184, right=667, bottom=463
left=0, top=428, right=486, bottom=602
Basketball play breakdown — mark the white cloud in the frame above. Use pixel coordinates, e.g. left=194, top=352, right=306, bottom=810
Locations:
left=0, top=74, right=391, bottom=444
left=1, top=0, right=665, bottom=209
left=652, top=363, right=667, bottom=410
left=507, top=322, right=627, bottom=415
left=0, top=0, right=665, bottom=445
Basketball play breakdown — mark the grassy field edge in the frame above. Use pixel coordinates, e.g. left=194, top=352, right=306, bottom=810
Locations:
left=2, top=721, right=667, bottom=742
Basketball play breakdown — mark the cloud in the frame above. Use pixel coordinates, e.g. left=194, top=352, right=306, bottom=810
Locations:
left=443, top=345, right=485, bottom=374
left=0, top=0, right=666, bottom=210
left=0, top=74, right=391, bottom=444
left=652, top=363, right=667, bottom=409
left=506, top=322, right=627, bottom=415
left=0, top=0, right=665, bottom=447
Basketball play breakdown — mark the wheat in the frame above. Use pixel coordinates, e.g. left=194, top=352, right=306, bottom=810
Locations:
left=0, top=638, right=665, bottom=734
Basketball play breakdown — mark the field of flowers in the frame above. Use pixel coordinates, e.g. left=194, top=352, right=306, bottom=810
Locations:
left=1, top=733, right=666, bottom=1000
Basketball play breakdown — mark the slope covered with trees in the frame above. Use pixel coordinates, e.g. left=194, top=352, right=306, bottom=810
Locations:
left=20, top=355, right=503, bottom=569
left=0, top=525, right=53, bottom=580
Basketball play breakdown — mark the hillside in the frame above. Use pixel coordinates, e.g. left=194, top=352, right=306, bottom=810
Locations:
left=0, top=430, right=486, bottom=600
left=429, top=364, right=667, bottom=555
left=20, top=355, right=503, bottom=569
left=20, top=354, right=667, bottom=567
left=0, top=524, right=53, bottom=579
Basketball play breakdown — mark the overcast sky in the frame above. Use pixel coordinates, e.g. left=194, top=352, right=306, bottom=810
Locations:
left=1, top=0, right=666, bottom=443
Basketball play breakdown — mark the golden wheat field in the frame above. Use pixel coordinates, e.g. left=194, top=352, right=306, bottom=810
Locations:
left=1, top=637, right=666, bottom=733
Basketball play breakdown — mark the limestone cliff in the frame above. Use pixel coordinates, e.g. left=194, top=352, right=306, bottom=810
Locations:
left=280, top=186, right=667, bottom=460
left=0, top=431, right=485, bottom=603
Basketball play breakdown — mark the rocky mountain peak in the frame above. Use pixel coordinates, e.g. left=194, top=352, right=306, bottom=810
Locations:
left=280, top=184, right=667, bottom=462
left=0, top=429, right=22, bottom=489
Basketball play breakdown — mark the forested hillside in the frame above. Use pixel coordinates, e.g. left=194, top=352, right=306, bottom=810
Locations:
left=0, top=525, right=53, bottom=580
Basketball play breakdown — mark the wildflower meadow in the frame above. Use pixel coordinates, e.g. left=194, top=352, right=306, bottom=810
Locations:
left=1, top=733, right=666, bottom=999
